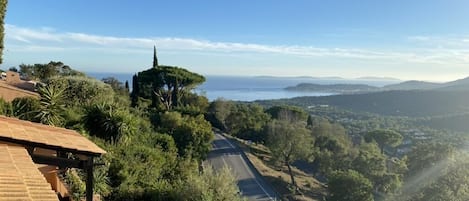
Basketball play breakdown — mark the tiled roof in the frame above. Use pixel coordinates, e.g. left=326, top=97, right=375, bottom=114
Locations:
left=0, top=144, right=58, bottom=201
left=0, top=116, right=106, bottom=155
left=0, top=81, right=39, bottom=102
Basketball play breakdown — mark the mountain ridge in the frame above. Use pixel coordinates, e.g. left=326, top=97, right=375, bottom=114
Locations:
left=285, top=76, right=469, bottom=93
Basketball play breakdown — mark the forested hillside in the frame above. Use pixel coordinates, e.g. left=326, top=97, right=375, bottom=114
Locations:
left=258, top=90, right=469, bottom=117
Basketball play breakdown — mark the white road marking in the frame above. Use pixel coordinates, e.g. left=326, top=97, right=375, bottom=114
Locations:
left=218, top=134, right=275, bottom=201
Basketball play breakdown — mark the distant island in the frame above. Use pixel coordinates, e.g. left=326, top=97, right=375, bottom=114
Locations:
left=285, top=83, right=379, bottom=93
left=285, top=76, right=469, bottom=93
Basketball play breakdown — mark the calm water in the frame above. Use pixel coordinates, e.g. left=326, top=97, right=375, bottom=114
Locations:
left=88, top=73, right=399, bottom=101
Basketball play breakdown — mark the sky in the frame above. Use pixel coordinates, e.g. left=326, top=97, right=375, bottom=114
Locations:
left=2, top=0, right=469, bottom=81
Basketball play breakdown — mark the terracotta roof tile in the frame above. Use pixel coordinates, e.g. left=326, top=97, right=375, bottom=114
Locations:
left=0, top=116, right=106, bottom=155
left=0, top=144, right=58, bottom=201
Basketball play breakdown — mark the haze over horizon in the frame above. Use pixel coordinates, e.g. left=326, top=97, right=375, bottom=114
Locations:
left=2, top=0, right=469, bottom=82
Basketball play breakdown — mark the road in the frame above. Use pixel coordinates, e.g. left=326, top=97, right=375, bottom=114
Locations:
left=207, top=133, right=279, bottom=201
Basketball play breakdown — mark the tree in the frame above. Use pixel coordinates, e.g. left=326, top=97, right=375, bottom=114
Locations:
left=0, top=0, right=6, bottom=64
left=125, top=80, right=129, bottom=92
left=134, top=66, right=205, bottom=110
left=265, top=105, right=308, bottom=122
left=225, top=103, right=270, bottom=143
left=153, top=45, right=158, bottom=68
left=107, top=143, right=178, bottom=201
left=352, top=142, right=386, bottom=184
left=102, top=77, right=123, bottom=91
left=406, top=141, right=454, bottom=177
left=364, top=129, right=403, bottom=154
left=266, top=120, right=314, bottom=188
left=102, top=77, right=128, bottom=95
left=307, top=115, right=314, bottom=128
left=207, top=98, right=234, bottom=131
left=397, top=153, right=469, bottom=201
left=328, top=170, right=373, bottom=201
left=19, top=61, right=84, bottom=81
left=131, top=74, right=139, bottom=106
left=159, top=112, right=214, bottom=160
left=175, top=166, right=245, bottom=201
left=311, top=118, right=356, bottom=174
left=8, top=67, right=17, bottom=72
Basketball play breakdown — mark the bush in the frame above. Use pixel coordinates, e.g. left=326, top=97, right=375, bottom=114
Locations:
left=328, top=170, right=373, bottom=201
left=83, top=103, right=136, bottom=143
left=0, top=97, right=13, bottom=116
left=47, top=76, right=114, bottom=106
left=11, top=96, right=40, bottom=121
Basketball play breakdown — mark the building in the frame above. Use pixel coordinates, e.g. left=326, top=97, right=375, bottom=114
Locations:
left=0, top=71, right=39, bottom=101
left=0, top=115, right=106, bottom=201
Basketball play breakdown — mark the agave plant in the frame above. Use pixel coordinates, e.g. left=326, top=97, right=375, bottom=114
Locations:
left=35, top=84, right=66, bottom=126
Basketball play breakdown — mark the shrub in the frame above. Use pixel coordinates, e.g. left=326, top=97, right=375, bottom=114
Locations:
left=47, top=76, right=114, bottom=106
left=11, top=96, right=40, bottom=121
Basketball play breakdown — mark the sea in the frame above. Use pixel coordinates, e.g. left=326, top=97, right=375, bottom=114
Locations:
left=88, top=73, right=400, bottom=102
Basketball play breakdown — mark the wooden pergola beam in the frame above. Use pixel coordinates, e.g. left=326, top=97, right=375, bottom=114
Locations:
left=0, top=136, right=102, bottom=156
left=31, top=154, right=85, bottom=169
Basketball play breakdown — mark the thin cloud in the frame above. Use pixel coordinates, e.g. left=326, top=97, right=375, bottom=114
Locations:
left=5, top=24, right=469, bottom=66
left=4, top=24, right=397, bottom=59
left=408, top=35, right=469, bottom=49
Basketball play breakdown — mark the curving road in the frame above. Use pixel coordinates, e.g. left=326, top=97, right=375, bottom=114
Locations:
left=207, top=133, right=279, bottom=201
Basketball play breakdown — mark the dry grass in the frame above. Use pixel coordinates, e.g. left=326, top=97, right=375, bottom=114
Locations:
left=227, top=136, right=327, bottom=201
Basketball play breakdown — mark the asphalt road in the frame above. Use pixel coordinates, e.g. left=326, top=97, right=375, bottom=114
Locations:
left=207, top=133, right=279, bottom=201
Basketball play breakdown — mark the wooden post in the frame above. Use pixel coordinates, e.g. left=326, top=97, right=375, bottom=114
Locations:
left=86, top=157, right=94, bottom=201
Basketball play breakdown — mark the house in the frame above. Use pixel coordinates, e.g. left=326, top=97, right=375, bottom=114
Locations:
left=0, top=71, right=39, bottom=101
left=0, top=115, right=106, bottom=201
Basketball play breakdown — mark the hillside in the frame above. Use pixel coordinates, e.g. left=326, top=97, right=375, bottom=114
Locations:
left=285, top=76, right=469, bottom=93
left=382, top=80, right=441, bottom=90
left=257, top=90, right=469, bottom=117
left=285, top=83, right=379, bottom=93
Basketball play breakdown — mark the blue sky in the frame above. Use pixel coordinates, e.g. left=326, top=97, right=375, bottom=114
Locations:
left=2, top=0, right=469, bottom=81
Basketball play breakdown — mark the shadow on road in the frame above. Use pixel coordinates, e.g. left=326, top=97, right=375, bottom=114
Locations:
left=207, top=148, right=241, bottom=160
left=237, top=178, right=275, bottom=200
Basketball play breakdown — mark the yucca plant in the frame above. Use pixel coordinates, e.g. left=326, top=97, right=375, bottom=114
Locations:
left=83, top=103, right=135, bottom=143
left=35, top=84, right=66, bottom=126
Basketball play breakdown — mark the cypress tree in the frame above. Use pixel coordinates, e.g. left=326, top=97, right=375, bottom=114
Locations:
left=153, top=45, right=158, bottom=68
left=0, top=0, right=8, bottom=64
left=125, top=80, right=129, bottom=92
left=131, top=74, right=139, bottom=106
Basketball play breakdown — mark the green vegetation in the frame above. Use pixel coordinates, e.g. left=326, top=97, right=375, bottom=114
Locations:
left=1, top=48, right=242, bottom=201
left=19, top=61, right=85, bottom=81
left=251, top=91, right=469, bottom=200
left=47, top=75, right=115, bottom=105
left=158, top=112, right=214, bottom=160
left=224, top=103, right=270, bottom=143
left=4, top=2, right=469, bottom=200
left=266, top=119, right=313, bottom=189
left=0, top=97, right=12, bottom=115
left=364, top=129, right=403, bottom=154
left=131, top=65, right=205, bottom=111
left=4, top=59, right=469, bottom=201
left=0, top=0, right=6, bottom=64
left=328, top=170, right=373, bottom=201
left=35, top=84, right=66, bottom=126
left=204, top=88, right=469, bottom=201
